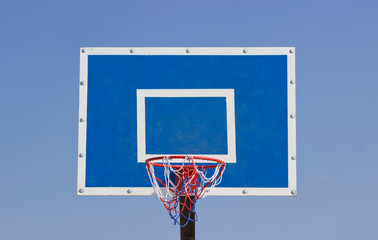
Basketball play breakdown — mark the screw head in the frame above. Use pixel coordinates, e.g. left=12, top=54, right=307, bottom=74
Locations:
left=127, top=189, right=132, bottom=194
left=290, top=114, right=295, bottom=119
left=291, top=155, right=296, bottom=160
left=243, top=49, right=248, bottom=54
left=289, top=49, right=294, bottom=54
left=291, top=190, right=296, bottom=195
left=186, top=49, right=190, bottom=53
left=129, top=49, right=134, bottom=53
left=80, top=81, right=85, bottom=86
left=79, top=153, right=84, bottom=158
left=242, top=190, right=247, bottom=194
left=79, top=188, right=84, bottom=193
left=81, top=49, right=86, bottom=53
left=290, top=80, right=295, bottom=84
left=79, top=118, right=84, bottom=123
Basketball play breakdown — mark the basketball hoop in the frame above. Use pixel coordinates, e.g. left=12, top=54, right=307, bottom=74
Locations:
left=145, top=155, right=226, bottom=227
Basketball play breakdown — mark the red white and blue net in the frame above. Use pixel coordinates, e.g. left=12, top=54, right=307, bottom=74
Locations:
left=145, top=155, right=226, bottom=227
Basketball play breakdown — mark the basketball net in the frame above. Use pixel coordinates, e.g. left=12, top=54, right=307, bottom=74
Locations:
left=145, top=155, right=226, bottom=227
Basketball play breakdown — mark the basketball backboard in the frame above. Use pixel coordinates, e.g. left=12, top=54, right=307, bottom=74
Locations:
left=77, top=47, right=296, bottom=196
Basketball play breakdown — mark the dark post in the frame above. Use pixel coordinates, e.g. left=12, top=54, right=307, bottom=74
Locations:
left=180, top=196, right=195, bottom=240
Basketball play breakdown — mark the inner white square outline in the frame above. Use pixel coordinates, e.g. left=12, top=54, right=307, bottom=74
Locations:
left=137, top=89, right=236, bottom=163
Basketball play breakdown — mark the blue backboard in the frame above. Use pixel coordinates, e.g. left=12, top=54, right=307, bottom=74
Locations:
left=77, top=47, right=296, bottom=196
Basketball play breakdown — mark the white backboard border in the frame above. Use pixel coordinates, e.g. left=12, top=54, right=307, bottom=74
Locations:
left=77, top=47, right=297, bottom=196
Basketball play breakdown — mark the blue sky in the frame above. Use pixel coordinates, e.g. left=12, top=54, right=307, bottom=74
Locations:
left=1, top=0, right=378, bottom=239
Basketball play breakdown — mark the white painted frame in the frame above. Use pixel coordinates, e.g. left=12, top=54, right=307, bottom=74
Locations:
left=136, top=89, right=236, bottom=163
left=78, top=47, right=296, bottom=196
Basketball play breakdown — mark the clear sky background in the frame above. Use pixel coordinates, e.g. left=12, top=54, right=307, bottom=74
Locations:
left=1, top=0, right=377, bottom=239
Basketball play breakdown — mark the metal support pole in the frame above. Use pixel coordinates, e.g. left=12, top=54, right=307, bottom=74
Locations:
left=180, top=196, right=195, bottom=240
